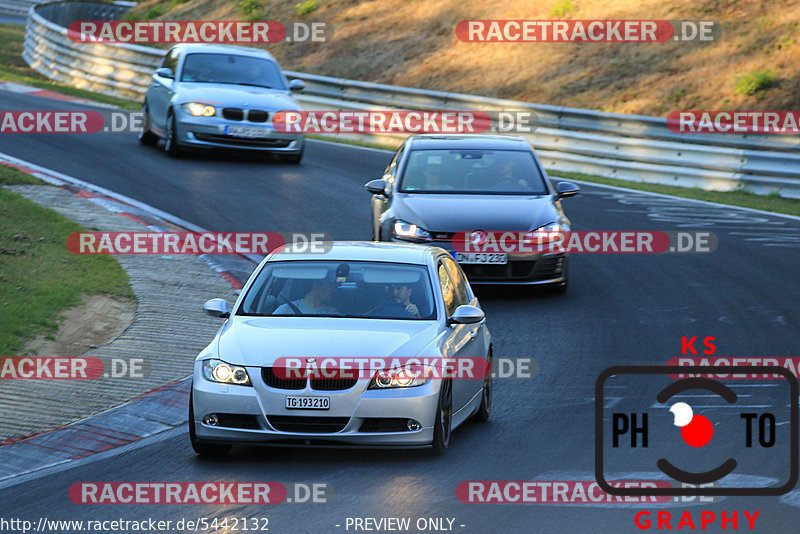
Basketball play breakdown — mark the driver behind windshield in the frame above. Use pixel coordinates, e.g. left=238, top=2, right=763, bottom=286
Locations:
left=273, top=279, right=338, bottom=315
left=369, top=284, right=420, bottom=318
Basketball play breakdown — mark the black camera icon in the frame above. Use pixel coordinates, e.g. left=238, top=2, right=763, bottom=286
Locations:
left=595, top=365, right=798, bottom=497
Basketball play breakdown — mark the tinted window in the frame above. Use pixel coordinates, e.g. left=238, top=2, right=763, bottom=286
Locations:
left=239, top=261, right=436, bottom=320
left=179, top=53, right=286, bottom=89
left=399, top=149, right=547, bottom=194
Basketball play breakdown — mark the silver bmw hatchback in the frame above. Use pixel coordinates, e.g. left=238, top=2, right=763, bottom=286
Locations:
left=190, top=242, right=493, bottom=456
left=139, top=43, right=306, bottom=162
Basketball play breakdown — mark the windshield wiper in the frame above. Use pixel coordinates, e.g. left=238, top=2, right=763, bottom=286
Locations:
left=235, top=82, right=274, bottom=89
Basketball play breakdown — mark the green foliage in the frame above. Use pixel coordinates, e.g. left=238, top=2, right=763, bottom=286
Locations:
left=549, top=0, right=575, bottom=17
left=734, top=69, right=776, bottom=95
left=296, top=0, right=318, bottom=17
left=239, top=0, right=262, bottom=20
left=143, top=4, right=164, bottom=20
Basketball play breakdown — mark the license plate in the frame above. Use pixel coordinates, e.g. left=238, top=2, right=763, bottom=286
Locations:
left=224, top=125, right=270, bottom=138
left=455, top=252, right=508, bottom=264
left=285, top=396, right=330, bottom=410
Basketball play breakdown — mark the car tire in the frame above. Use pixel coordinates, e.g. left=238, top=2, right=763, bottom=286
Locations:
left=473, top=353, right=492, bottom=422
left=430, top=378, right=452, bottom=455
left=164, top=110, right=182, bottom=158
left=189, top=387, right=231, bottom=457
left=137, top=102, right=159, bottom=146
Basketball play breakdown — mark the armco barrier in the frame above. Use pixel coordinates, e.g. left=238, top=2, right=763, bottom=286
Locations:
left=0, top=0, right=44, bottom=17
left=17, top=0, right=800, bottom=198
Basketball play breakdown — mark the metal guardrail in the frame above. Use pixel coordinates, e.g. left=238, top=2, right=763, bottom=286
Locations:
left=0, top=0, right=43, bottom=17
left=18, top=0, right=800, bottom=198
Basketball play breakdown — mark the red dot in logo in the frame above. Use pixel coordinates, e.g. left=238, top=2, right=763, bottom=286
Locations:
left=681, top=414, right=714, bottom=447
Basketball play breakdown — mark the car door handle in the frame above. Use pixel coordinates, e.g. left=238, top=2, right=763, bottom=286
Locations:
left=469, top=329, right=480, bottom=339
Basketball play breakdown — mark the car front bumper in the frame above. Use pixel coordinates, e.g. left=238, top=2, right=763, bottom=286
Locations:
left=191, top=363, right=439, bottom=447
left=175, top=113, right=304, bottom=153
left=389, top=237, right=568, bottom=284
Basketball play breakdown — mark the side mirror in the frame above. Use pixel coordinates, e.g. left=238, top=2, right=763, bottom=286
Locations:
left=365, top=179, right=391, bottom=196
left=155, top=67, right=174, bottom=80
left=447, top=305, right=485, bottom=326
left=203, top=298, right=230, bottom=318
left=288, top=79, right=305, bottom=91
left=555, top=181, right=580, bottom=199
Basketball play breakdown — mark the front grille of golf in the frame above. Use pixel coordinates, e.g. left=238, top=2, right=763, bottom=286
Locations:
left=262, top=367, right=305, bottom=390
left=266, top=416, right=349, bottom=433
left=460, top=262, right=536, bottom=280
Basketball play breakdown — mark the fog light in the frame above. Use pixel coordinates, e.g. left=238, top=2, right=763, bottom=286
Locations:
left=407, top=419, right=421, bottom=431
left=203, top=414, right=219, bottom=426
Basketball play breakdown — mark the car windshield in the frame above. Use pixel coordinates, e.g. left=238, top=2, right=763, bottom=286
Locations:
left=399, top=148, right=548, bottom=194
left=238, top=261, right=436, bottom=320
left=179, top=53, right=286, bottom=89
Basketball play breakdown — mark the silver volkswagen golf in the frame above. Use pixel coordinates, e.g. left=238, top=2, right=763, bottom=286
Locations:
left=138, top=43, right=306, bottom=162
left=190, top=242, right=492, bottom=456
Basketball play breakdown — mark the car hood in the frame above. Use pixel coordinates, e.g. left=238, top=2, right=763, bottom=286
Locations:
left=392, top=193, right=558, bottom=232
left=175, top=83, right=299, bottom=111
left=216, top=317, right=440, bottom=367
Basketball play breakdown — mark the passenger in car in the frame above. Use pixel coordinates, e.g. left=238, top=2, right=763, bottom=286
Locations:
left=273, top=279, right=339, bottom=315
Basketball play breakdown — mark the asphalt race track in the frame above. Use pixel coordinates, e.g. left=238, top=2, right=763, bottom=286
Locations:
left=2, top=90, right=800, bottom=532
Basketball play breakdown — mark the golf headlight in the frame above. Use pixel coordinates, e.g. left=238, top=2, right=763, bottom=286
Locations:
left=368, top=365, right=433, bottom=389
left=202, top=360, right=251, bottom=386
left=530, top=222, right=565, bottom=240
left=393, top=220, right=432, bottom=242
left=185, top=102, right=216, bottom=117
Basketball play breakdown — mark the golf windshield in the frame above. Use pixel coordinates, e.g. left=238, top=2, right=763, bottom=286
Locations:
left=400, top=149, right=548, bottom=194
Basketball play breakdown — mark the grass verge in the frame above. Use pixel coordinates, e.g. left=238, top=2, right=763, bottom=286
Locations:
left=0, top=24, right=139, bottom=111
left=0, top=165, right=135, bottom=355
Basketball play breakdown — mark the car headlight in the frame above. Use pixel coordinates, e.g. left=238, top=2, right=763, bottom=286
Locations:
left=393, top=220, right=432, bottom=242
left=185, top=102, right=216, bottom=117
left=202, top=359, right=251, bottom=386
left=368, top=365, right=433, bottom=389
left=530, top=222, right=565, bottom=239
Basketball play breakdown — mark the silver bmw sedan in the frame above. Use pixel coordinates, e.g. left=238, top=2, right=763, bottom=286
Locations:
left=190, top=242, right=492, bottom=456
